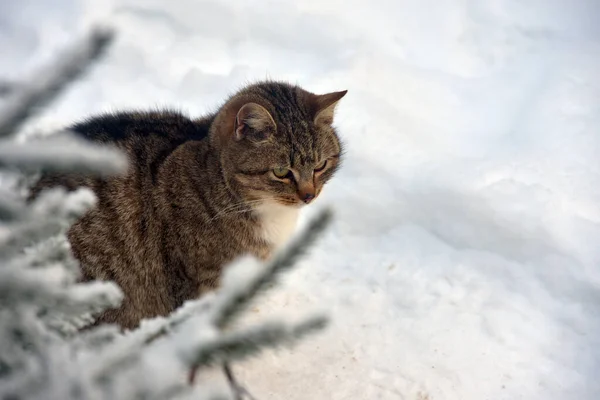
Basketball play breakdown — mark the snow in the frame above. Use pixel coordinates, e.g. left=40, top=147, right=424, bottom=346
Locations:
left=2, top=0, right=599, bottom=399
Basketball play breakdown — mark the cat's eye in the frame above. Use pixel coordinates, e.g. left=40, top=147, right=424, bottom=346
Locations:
left=314, top=159, right=328, bottom=172
left=273, top=167, right=291, bottom=179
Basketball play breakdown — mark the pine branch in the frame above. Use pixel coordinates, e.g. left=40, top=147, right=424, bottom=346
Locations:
left=0, top=266, right=122, bottom=312
left=0, top=188, right=98, bottom=260
left=188, top=315, right=328, bottom=398
left=210, top=208, right=333, bottom=330
left=89, top=299, right=215, bottom=380
left=186, top=314, right=328, bottom=370
left=0, top=217, right=75, bottom=259
left=13, top=236, right=78, bottom=273
left=0, top=132, right=127, bottom=175
left=140, top=298, right=215, bottom=345
left=0, top=27, right=114, bottom=138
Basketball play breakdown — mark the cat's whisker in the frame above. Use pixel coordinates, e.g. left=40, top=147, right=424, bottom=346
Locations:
left=213, top=199, right=260, bottom=216
left=211, top=201, right=253, bottom=217
left=217, top=209, right=253, bottom=220
left=209, top=199, right=265, bottom=222
left=216, top=200, right=269, bottom=219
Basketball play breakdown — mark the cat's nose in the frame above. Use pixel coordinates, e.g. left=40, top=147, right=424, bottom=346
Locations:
left=301, top=192, right=315, bottom=204
left=297, top=180, right=316, bottom=204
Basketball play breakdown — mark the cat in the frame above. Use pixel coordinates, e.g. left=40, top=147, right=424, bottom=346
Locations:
left=28, top=81, right=347, bottom=330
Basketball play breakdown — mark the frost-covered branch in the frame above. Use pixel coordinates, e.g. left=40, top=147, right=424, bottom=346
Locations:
left=0, top=25, right=131, bottom=399
left=0, top=28, right=113, bottom=138
left=0, top=188, right=98, bottom=260
left=186, top=315, right=328, bottom=370
left=0, top=132, right=127, bottom=175
left=210, top=208, right=333, bottom=329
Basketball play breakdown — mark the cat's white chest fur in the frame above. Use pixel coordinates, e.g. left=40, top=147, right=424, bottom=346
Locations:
left=254, top=201, right=300, bottom=249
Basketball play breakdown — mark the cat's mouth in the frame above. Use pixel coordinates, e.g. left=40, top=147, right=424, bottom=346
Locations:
left=274, top=190, right=320, bottom=207
left=274, top=196, right=304, bottom=207
left=246, top=190, right=314, bottom=208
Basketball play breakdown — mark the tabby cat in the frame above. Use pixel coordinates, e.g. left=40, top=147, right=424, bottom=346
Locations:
left=29, top=81, right=347, bottom=330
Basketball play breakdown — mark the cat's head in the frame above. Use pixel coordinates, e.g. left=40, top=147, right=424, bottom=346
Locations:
left=210, top=81, right=346, bottom=208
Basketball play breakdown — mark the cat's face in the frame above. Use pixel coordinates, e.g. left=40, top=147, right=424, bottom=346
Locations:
left=213, top=82, right=346, bottom=208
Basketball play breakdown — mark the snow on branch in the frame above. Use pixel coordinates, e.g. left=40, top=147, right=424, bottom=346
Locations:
left=0, top=188, right=98, bottom=260
left=0, top=28, right=114, bottom=138
left=0, top=25, right=132, bottom=399
left=210, top=208, right=333, bottom=330
left=185, top=315, right=328, bottom=370
left=0, top=132, right=127, bottom=175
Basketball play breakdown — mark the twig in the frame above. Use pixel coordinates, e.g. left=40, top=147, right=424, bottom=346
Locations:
left=189, top=315, right=327, bottom=369
left=186, top=362, right=257, bottom=400
left=224, top=363, right=258, bottom=400
left=187, top=315, right=328, bottom=387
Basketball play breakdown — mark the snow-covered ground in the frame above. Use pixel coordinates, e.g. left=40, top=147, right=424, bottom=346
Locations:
left=2, top=0, right=600, bottom=399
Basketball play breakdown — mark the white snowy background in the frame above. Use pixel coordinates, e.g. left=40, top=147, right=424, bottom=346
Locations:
left=1, top=0, right=599, bottom=399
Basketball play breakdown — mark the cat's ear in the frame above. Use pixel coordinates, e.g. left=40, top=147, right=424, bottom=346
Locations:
left=311, top=90, right=347, bottom=126
left=234, top=103, right=276, bottom=142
